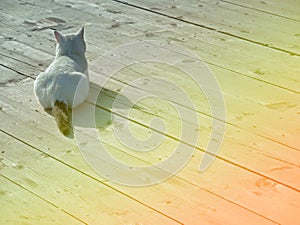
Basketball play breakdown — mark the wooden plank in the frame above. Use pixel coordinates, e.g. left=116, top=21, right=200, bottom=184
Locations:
left=0, top=65, right=25, bottom=86
left=0, top=176, right=85, bottom=225
left=2, top=71, right=300, bottom=191
left=92, top=55, right=300, bottom=150
left=0, top=0, right=297, bottom=186
left=1, top=0, right=297, bottom=109
left=0, top=0, right=298, bottom=221
left=1, top=22, right=300, bottom=185
left=1, top=79, right=299, bottom=224
left=1, top=12, right=299, bottom=152
left=0, top=105, right=279, bottom=225
left=0, top=131, right=180, bottom=225
left=122, top=0, right=300, bottom=55
left=1, top=0, right=299, bottom=93
left=220, top=0, right=300, bottom=21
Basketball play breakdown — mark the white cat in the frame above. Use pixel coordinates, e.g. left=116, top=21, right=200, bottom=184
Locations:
left=34, top=27, right=89, bottom=135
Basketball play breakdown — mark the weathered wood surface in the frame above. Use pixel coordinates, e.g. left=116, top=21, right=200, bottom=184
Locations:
left=220, top=0, right=300, bottom=21
left=0, top=0, right=299, bottom=224
left=124, top=0, right=300, bottom=55
left=0, top=175, right=86, bottom=225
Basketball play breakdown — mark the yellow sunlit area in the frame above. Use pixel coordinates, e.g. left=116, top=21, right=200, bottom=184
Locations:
left=0, top=0, right=299, bottom=224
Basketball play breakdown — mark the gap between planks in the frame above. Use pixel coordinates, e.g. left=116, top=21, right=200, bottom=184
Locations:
left=112, top=0, right=300, bottom=56
left=0, top=130, right=183, bottom=225
left=1, top=24, right=298, bottom=151
left=0, top=25, right=300, bottom=190
left=1, top=78, right=298, bottom=223
left=0, top=94, right=281, bottom=225
left=1, top=0, right=299, bottom=93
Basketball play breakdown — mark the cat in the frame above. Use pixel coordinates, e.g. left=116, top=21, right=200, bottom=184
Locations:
left=34, top=27, right=89, bottom=135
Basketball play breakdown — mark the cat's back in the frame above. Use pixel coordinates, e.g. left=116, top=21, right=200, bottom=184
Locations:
left=34, top=28, right=89, bottom=109
left=34, top=56, right=85, bottom=108
left=35, top=56, right=76, bottom=91
left=46, top=56, right=80, bottom=76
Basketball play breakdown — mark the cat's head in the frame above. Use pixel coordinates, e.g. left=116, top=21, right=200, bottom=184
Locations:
left=54, top=27, right=86, bottom=57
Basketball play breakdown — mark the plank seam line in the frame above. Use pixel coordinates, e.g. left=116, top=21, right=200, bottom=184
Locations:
left=93, top=83, right=300, bottom=154
left=220, top=0, right=300, bottom=22
left=235, top=142, right=300, bottom=168
left=183, top=178, right=281, bottom=225
left=0, top=129, right=184, bottom=225
left=12, top=62, right=299, bottom=155
left=2, top=37, right=299, bottom=187
left=0, top=63, right=35, bottom=79
left=1, top=110, right=288, bottom=224
left=61, top=115, right=279, bottom=224
left=2, top=20, right=299, bottom=94
left=12, top=65, right=299, bottom=156
left=87, top=34, right=299, bottom=94
left=0, top=52, right=37, bottom=68
left=0, top=173, right=88, bottom=225
left=0, top=118, right=281, bottom=224
left=2, top=73, right=299, bottom=193
left=138, top=41, right=300, bottom=94
left=92, top=103, right=300, bottom=193
left=111, top=0, right=300, bottom=57
left=202, top=61, right=300, bottom=95
left=225, top=122, right=300, bottom=153
left=0, top=102, right=293, bottom=224
left=96, top=42, right=299, bottom=95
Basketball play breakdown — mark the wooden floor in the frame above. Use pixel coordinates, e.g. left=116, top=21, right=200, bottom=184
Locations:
left=1, top=0, right=300, bottom=224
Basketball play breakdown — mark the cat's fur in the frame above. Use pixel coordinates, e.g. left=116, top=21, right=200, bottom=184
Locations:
left=34, top=27, right=89, bottom=135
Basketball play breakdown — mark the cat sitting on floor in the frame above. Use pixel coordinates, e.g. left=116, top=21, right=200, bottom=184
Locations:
left=34, top=27, right=89, bottom=135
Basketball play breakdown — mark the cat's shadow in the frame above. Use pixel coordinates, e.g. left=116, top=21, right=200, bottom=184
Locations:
left=60, top=82, right=134, bottom=138
left=44, top=82, right=133, bottom=138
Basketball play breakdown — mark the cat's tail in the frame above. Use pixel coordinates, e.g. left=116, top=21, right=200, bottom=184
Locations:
left=52, top=100, right=69, bottom=135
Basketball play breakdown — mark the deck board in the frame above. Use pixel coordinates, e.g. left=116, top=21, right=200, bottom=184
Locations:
left=0, top=0, right=299, bottom=224
left=0, top=175, right=85, bottom=225
left=1, top=0, right=299, bottom=92
left=220, top=0, right=300, bottom=21
left=1, top=0, right=299, bottom=165
left=0, top=65, right=24, bottom=85
left=123, top=0, right=300, bottom=55
left=1, top=74, right=299, bottom=224
left=0, top=131, right=180, bottom=225
left=0, top=81, right=283, bottom=225
left=1, top=0, right=299, bottom=151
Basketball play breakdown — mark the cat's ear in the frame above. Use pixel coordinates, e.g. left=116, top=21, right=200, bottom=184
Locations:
left=76, top=27, right=84, bottom=40
left=54, top=30, right=63, bottom=43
